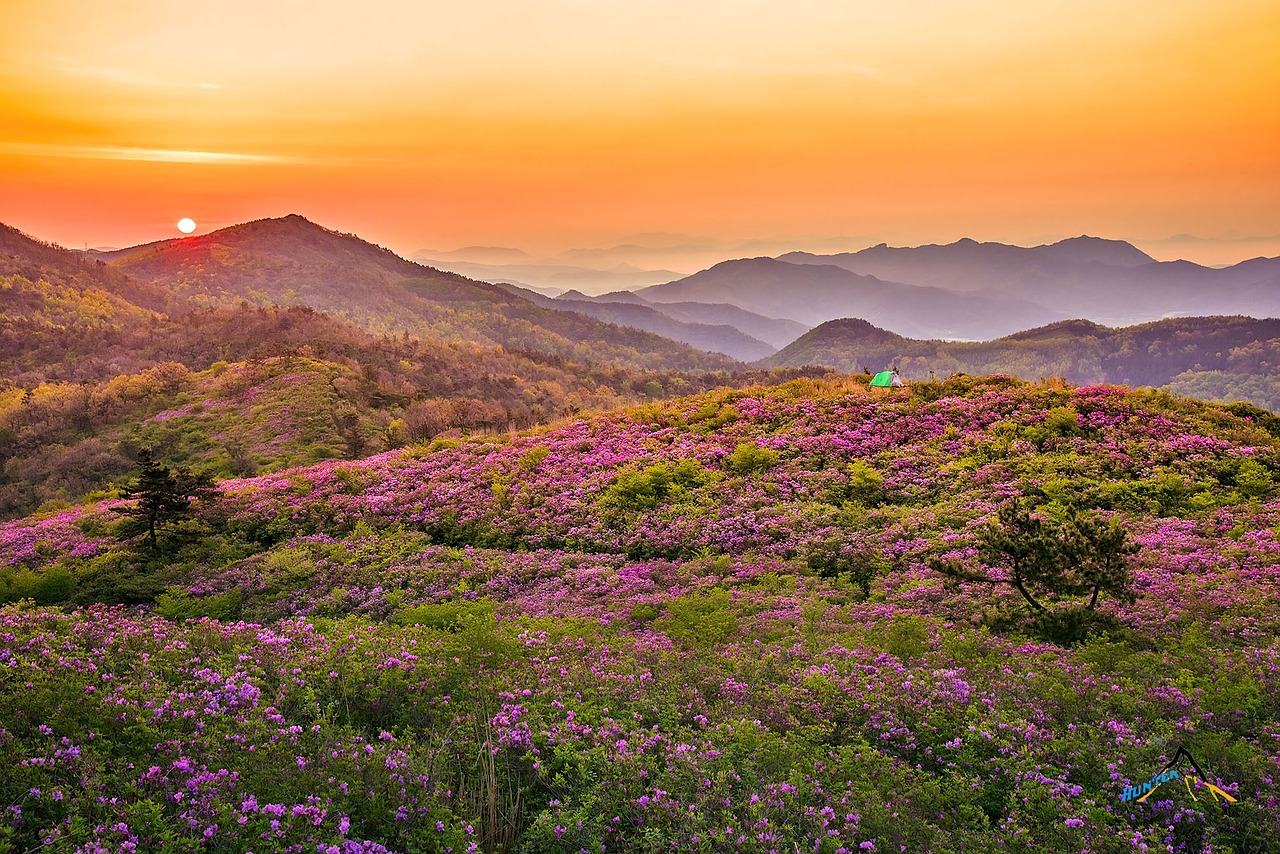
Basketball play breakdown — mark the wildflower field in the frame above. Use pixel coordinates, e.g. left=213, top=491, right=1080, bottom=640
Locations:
left=2, top=375, right=1279, bottom=853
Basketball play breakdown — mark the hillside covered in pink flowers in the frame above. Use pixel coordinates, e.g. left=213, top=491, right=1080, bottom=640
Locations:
left=3, top=374, right=1279, bottom=853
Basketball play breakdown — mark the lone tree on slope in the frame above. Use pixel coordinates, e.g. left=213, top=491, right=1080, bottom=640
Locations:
left=114, top=449, right=217, bottom=551
left=930, top=501, right=1137, bottom=613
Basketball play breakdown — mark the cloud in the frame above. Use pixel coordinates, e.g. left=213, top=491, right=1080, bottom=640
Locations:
left=1157, top=232, right=1280, bottom=245
left=0, top=142, right=291, bottom=164
left=40, top=56, right=227, bottom=91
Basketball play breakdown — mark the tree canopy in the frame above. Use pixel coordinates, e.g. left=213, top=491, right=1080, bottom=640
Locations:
left=931, top=502, right=1138, bottom=614
left=113, top=449, right=217, bottom=551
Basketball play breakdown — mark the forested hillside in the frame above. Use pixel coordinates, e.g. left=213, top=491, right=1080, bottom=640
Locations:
left=0, top=220, right=816, bottom=521
left=102, top=216, right=740, bottom=371
left=0, top=303, right=817, bottom=520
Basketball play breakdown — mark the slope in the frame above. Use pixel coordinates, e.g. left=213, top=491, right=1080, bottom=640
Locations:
left=104, top=215, right=739, bottom=371
left=0, top=301, right=821, bottom=520
left=574, top=291, right=810, bottom=350
left=3, top=377, right=1279, bottom=852
left=766, top=314, right=1280, bottom=409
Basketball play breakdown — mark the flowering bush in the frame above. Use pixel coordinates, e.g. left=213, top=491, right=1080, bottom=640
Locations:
left=2, top=376, right=1279, bottom=851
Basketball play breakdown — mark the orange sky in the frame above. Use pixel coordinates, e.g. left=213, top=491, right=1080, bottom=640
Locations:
left=2, top=0, right=1278, bottom=267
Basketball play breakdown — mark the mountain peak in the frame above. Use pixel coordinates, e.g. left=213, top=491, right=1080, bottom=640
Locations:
left=1036, top=235, right=1155, bottom=267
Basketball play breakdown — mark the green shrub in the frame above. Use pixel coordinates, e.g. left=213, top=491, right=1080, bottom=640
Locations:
left=656, top=589, right=739, bottom=645
left=604, top=459, right=715, bottom=510
left=392, top=598, right=495, bottom=632
left=519, top=446, right=550, bottom=469
left=726, top=442, right=779, bottom=475
left=32, top=565, right=76, bottom=604
left=628, top=602, right=663, bottom=624
left=153, top=587, right=244, bottom=621
left=1027, top=605, right=1121, bottom=646
left=804, top=539, right=886, bottom=596
left=881, top=614, right=932, bottom=658
left=1225, top=401, right=1280, bottom=437
left=0, top=568, right=40, bottom=604
left=1219, top=457, right=1276, bottom=499
left=687, top=400, right=739, bottom=429
left=844, top=459, right=884, bottom=504
left=1043, top=406, right=1082, bottom=437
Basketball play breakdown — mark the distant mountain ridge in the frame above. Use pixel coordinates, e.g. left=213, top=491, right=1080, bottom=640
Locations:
left=542, top=288, right=809, bottom=351
left=777, top=236, right=1280, bottom=328
left=636, top=257, right=1063, bottom=339
left=765, top=314, right=1280, bottom=410
left=487, top=283, right=778, bottom=361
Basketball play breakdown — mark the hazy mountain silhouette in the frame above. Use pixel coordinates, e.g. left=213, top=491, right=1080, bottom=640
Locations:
left=545, top=289, right=803, bottom=348
left=411, top=253, right=682, bottom=295
left=635, top=302, right=808, bottom=350
left=553, top=289, right=809, bottom=349
left=779, top=237, right=1280, bottom=326
left=637, top=257, right=1063, bottom=339
left=102, top=215, right=739, bottom=371
left=490, top=283, right=776, bottom=361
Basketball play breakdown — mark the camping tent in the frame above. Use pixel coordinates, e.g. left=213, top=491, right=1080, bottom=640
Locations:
left=870, top=371, right=903, bottom=388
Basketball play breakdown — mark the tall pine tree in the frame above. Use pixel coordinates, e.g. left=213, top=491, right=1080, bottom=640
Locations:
left=114, top=449, right=216, bottom=551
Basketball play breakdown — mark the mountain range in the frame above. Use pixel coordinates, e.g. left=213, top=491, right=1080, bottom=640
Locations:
left=2, top=216, right=828, bottom=519
left=484, top=283, right=809, bottom=361
left=766, top=315, right=1280, bottom=410
left=8, top=214, right=1280, bottom=414
left=635, top=256, right=1061, bottom=339
left=412, top=234, right=1280, bottom=345
left=95, top=215, right=737, bottom=372
left=773, top=236, right=1280, bottom=331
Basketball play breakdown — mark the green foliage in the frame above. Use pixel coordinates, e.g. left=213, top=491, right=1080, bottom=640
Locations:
left=726, top=442, right=779, bottom=475
left=628, top=602, right=663, bottom=624
left=113, top=449, right=217, bottom=552
left=804, top=539, right=888, bottom=597
left=1027, top=605, right=1122, bottom=646
left=520, top=446, right=550, bottom=469
left=1023, top=406, right=1084, bottom=446
left=932, top=502, right=1138, bottom=625
left=0, top=565, right=76, bottom=605
left=605, top=459, right=717, bottom=510
left=391, top=598, right=496, bottom=632
left=656, top=589, right=740, bottom=645
left=881, top=615, right=932, bottom=659
left=1216, top=456, right=1276, bottom=499
left=687, top=400, right=740, bottom=429
left=835, top=459, right=884, bottom=505
left=153, top=586, right=244, bottom=621
left=1224, top=400, right=1280, bottom=436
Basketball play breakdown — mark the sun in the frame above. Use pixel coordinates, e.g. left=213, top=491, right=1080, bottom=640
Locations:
left=177, top=217, right=197, bottom=234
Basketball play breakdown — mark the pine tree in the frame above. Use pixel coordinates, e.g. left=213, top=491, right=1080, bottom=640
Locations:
left=1062, top=509, right=1139, bottom=609
left=114, top=449, right=216, bottom=550
left=931, top=501, right=1137, bottom=613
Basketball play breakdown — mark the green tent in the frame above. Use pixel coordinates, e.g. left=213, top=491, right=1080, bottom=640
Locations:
left=870, top=370, right=898, bottom=387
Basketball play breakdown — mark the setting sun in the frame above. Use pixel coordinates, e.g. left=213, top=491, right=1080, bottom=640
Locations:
left=0, top=0, right=1276, bottom=261
left=176, top=217, right=196, bottom=234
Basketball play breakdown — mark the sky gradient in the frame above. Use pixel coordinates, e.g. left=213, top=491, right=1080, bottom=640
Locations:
left=2, top=0, right=1278, bottom=267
